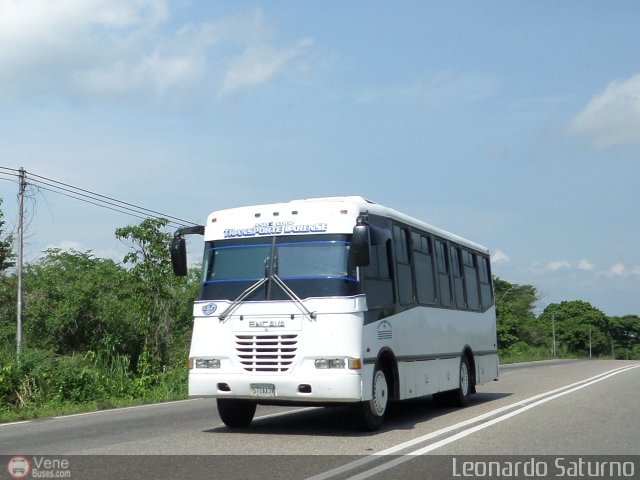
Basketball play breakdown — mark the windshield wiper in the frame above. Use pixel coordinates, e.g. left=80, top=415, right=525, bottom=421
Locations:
left=271, top=274, right=317, bottom=320
left=218, top=276, right=269, bottom=322
left=217, top=274, right=317, bottom=322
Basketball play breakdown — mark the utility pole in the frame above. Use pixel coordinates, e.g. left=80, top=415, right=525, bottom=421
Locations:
left=611, top=338, right=614, bottom=359
left=16, top=167, right=25, bottom=356
left=552, top=312, right=556, bottom=358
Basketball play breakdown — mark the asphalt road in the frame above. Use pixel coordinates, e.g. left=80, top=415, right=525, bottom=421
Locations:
left=1, top=359, right=639, bottom=480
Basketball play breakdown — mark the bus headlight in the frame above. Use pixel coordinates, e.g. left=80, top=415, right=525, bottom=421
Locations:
left=194, top=358, right=221, bottom=369
left=314, top=358, right=347, bottom=369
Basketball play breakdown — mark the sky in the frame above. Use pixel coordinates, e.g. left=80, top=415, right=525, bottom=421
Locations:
left=1, top=0, right=639, bottom=316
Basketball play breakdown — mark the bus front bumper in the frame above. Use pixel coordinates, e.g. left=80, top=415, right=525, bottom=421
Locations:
left=188, top=371, right=363, bottom=403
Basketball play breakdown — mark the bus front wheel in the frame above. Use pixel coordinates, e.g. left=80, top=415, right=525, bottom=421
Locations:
left=217, top=398, right=257, bottom=428
left=356, top=364, right=389, bottom=431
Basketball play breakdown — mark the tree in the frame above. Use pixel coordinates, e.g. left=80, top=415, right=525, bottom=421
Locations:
left=0, top=274, right=16, bottom=345
left=115, top=218, right=197, bottom=375
left=23, top=249, right=141, bottom=357
left=540, top=301, right=609, bottom=357
left=0, top=197, right=17, bottom=345
left=608, top=315, right=640, bottom=359
left=494, top=277, right=540, bottom=352
left=0, top=197, right=15, bottom=274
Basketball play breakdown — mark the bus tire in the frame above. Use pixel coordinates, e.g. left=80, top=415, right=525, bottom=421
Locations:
left=454, top=355, right=472, bottom=406
left=356, top=363, right=389, bottom=431
left=217, top=398, right=257, bottom=428
left=433, top=355, right=472, bottom=407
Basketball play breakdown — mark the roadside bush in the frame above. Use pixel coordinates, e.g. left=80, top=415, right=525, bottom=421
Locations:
left=499, top=342, right=551, bottom=364
left=0, top=342, right=187, bottom=421
left=0, top=344, right=20, bottom=406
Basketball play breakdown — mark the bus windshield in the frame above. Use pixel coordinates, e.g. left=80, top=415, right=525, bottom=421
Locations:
left=198, top=234, right=359, bottom=301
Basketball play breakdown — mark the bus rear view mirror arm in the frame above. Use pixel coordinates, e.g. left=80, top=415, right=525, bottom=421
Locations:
left=170, top=225, right=205, bottom=276
left=352, top=215, right=371, bottom=267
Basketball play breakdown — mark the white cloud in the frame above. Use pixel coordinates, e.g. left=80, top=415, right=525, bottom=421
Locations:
left=43, top=240, right=125, bottom=261
left=219, top=39, right=313, bottom=98
left=75, top=51, right=205, bottom=96
left=593, top=263, right=640, bottom=278
left=0, top=2, right=313, bottom=102
left=577, top=259, right=594, bottom=271
left=570, top=73, right=640, bottom=147
left=0, top=0, right=168, bottom=68
left=491, top=250, right=509, bottom=264
left=45, top=240, right=84, bottom=252
left=607, top=263, right=625, bottom=276
left=547, top=260, right=571, bottom=271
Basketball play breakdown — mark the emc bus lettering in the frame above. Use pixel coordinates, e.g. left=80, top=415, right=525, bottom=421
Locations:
left=249, top=320, right=286, bottom=328
left=224, top=222, right=328, bottom=238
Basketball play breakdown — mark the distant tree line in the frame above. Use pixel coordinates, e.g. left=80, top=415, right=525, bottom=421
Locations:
left=0, top=197, right=638, bottom=419
left=494, top=278, right=640, bottom=361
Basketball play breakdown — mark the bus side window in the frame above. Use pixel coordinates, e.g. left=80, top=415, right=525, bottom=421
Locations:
left=463, top=251, right=481, bottom=310
left=364, top=239, right=394, bottom=308
left=478, top=255, right=493, bottom=309
left=435, top=240, right=452, bottom=307
left=394, top=225, right=414, bottom=305
left=413, top=232, right=436, bottom=305
left=450, top=245, right=466, bottom=309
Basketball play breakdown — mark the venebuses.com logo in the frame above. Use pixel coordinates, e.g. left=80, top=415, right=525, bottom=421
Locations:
left=6, top=456, right=30, bottom=479
left=6, top=456, right=71, bottom=479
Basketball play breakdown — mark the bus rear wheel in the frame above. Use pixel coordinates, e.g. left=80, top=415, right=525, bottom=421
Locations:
left=356, top=364, right=388, bottom=431
left=217, top=398, right=257, bottom=428
left=434, top=355, right=472, bottom=407
left=452, top=355, right=472, bottom=406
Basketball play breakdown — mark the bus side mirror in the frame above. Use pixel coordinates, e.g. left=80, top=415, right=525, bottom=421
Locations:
left=170, top=236, right=188, bottom=276
left=352, top=217, right=371, bottom=267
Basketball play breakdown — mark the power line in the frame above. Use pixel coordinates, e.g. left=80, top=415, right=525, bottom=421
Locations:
left=27, top=177, right=193, bottom=229
left=27, top=171, right=196, bottom=227
left=0, top=167, right=198, bottom=229
left=0, top=170, right=20, bottom=182
left=29, top=181, right=172, bottom=227
left=0, top=174, right=19, bottom=184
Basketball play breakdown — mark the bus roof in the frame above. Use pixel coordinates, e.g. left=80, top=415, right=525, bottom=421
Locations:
left=206, top=196, right=490, bottom=255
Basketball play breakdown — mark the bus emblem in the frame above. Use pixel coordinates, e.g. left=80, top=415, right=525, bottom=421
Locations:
left=202, top=303, right=217, bottom=316
left=377, top=321, right=392, bottom=340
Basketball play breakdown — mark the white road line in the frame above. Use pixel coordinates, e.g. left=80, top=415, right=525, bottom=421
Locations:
left=212, top=407, right=319, bottom=429
left=51, top=398, right=204, bottom=419
left=306, top=364, right=639, bottom=480
left=0, top=420, right=32, bottom=427
left=345, top=365, right=640, bottom=480
left=253, top=406, right=318, bottom=421
left=0, top=399, right=204, bottom=427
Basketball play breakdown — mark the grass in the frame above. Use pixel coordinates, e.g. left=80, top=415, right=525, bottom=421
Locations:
left=0, top=391, right=188, bottom=423
left=0, top=344, right=188, bottom=424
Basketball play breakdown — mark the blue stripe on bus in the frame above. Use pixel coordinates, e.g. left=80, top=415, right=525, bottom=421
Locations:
left=206, top=240, right=351, bottom=252
left=203, top=275, right=357, bottom=285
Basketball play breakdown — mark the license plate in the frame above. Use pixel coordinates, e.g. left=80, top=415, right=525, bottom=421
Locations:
left=250, top=383, right=276, bottom=397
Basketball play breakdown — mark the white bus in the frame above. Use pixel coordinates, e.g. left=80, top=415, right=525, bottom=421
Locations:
left=170, top=196, right=498, bottom=430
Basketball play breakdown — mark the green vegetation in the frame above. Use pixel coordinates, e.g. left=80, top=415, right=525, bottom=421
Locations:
left=0, top=212, right=198, bottom=422
left=495, top=278, right=640, bottom=363
left=0, top=197, right=638, bottom=421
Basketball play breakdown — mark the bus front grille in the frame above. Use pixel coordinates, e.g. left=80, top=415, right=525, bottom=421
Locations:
left=234, top=334, right=298, bottom=372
